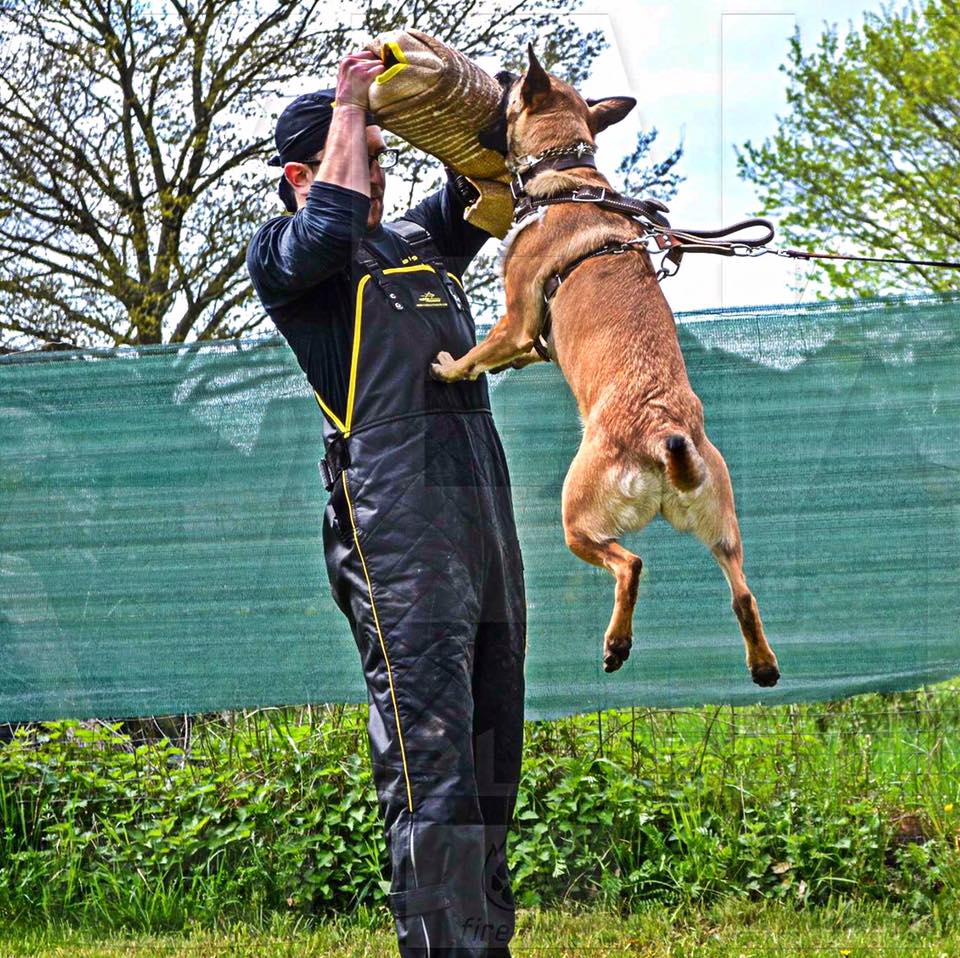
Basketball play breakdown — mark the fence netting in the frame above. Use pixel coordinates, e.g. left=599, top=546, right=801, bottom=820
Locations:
left=2, top=294, right=958, bottom=722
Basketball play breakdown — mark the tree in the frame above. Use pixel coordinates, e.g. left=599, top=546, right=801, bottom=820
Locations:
left=0, top=0, right=350, bottom=349
left=0, top=0, right=683, bottom=350
left=736, top=0, right=960, bottom=298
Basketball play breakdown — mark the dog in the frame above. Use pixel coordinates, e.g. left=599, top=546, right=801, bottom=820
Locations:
left=430, top=46, right=780, bottom=687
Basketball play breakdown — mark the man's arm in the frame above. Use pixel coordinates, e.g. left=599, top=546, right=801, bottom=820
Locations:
left=403, top=168, right=492, bottom=276
left=315, top=51, right=383, bottom=194
left=246, top=183, right=370, bottom=309
left=247, top=52, right=383, bottom=309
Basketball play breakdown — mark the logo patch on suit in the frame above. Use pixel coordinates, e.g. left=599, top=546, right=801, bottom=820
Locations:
left=416, top=291, right=448, bottom=308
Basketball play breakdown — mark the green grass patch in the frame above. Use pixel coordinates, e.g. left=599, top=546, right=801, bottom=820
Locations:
left=1, top=685, right=958, bottom=936
left=3, top=901, right=959, bottom=957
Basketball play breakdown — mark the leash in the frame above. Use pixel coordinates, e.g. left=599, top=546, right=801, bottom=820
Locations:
left=769, top=248, right=960, bottom=270
left=507, top=141, right=960, bottom=362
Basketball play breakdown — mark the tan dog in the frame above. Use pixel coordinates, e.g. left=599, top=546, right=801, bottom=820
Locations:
left=430, top=47, right=780, bottom=687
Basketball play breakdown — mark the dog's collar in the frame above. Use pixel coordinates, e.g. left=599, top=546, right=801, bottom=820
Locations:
left=506, top=140, right=596, bottom=174
left=507, top=141, right=598, bottom=201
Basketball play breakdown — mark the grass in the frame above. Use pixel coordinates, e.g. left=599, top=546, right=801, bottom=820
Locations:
left=1, top=683, right=959, bottom=950
left=3, top=901, right=960, bottom=957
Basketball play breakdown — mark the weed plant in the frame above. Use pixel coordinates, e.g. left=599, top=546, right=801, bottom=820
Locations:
left=0, top=685, right=957, bottom=934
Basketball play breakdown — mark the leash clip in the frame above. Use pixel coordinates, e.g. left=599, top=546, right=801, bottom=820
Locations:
left=731, top=243, right=769, bottom=258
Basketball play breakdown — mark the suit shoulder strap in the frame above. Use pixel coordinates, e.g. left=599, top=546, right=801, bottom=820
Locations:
left=389, top=218, right=444, bottom=266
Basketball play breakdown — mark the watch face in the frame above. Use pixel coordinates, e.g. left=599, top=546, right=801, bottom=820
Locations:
left=455, top=175, right=479, bottom=203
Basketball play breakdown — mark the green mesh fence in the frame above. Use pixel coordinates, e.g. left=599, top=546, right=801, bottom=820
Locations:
left=2, top=295, right=959, bottom=722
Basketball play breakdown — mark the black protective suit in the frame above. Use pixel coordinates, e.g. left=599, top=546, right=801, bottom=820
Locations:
left=247, top=178, right=526, bottom=956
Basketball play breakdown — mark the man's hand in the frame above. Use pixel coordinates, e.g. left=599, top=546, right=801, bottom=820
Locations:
left=335, top=50, right=385, bottom=111
left=312, top=51, right=385, bottom=200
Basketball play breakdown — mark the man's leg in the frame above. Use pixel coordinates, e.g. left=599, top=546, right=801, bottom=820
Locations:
left=471, top=623, right=525, bottom=956
left=364, top=611, right=495, bottom=957
left=327, top=513, right=497, bottom=955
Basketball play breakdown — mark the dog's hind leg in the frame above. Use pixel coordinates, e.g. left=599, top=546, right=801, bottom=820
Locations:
left=561, top=437, right=656, bottom=673
left=688, top=439, right=780, bottom=688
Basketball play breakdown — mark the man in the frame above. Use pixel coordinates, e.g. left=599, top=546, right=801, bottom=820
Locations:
left=246, top=50, right=527, bottom=958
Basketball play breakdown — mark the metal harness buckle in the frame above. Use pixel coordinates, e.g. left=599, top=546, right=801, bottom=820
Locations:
left=572, top=187, right=605, bottom=203
left=318, top=458, right=335, bottom=491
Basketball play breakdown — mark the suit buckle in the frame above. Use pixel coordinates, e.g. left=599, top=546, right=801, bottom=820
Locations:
left=318, top=458, right=335, bottom=492
left=319, top=437, right=351, bottom=492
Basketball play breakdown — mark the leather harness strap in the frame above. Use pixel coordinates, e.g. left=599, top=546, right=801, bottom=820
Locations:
left=513, top=185, right=672, bottom=228
left=533, top=237, right=650, bottom=361
left=541, top=239, right=648, bottom=301
left=515, top=177, right=776, bottom=361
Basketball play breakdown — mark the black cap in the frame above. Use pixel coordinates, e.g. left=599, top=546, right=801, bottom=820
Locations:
left=268, top=88, right=377, bottom=213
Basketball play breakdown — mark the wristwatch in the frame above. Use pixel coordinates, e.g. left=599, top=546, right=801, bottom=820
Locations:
left=445, top=167, right=480, bottom=205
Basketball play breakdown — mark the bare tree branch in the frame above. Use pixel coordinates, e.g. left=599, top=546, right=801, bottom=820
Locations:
left=0, top=0, right=679, bottom=352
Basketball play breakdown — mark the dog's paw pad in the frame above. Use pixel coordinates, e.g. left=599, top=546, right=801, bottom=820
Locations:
left=603, top=636, right=632, bottom=673
left=750, top=663, right=780, bottom=687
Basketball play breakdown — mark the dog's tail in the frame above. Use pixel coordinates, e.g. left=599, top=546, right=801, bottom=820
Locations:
left=663, top=434, right=706, bottom=492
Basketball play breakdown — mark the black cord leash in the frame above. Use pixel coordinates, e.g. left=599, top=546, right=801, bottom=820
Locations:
left=776, top=248, right=960, bottom=270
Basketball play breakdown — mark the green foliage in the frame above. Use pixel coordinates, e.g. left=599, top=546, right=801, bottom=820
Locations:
left=736, top=0, right=960, bottom=298
left=1, top=687, right=958, bottom=934
left=0, top=712, right=385, bottom=929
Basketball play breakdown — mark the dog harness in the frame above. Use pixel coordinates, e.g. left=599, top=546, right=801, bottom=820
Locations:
left=506, top=142, right=775, bottom=361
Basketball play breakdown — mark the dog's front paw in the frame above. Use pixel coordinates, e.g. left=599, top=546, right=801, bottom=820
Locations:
left=430, top=351, right=459, bottom=382
left=603, top=634, right=632, bottom=673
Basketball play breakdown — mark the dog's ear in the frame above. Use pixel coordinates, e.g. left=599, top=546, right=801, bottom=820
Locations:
left=521, top=43, right=551, bottom=110
left=477, top=70, right=518, bottom=154
left=586, top=96, right=637, bottom=134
